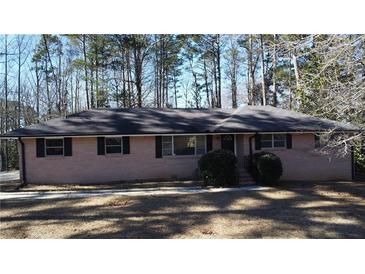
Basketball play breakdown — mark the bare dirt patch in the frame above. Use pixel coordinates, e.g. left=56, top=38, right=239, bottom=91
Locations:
left=1, top=181, right=364, bottom=239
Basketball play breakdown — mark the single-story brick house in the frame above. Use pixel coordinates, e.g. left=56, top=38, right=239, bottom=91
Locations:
left=1, top=105, right=360, bottom=184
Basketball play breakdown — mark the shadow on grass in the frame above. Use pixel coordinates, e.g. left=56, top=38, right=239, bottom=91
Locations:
left=1, top=181, right=364, bottom=239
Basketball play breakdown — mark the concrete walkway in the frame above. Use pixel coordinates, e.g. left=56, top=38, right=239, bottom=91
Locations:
left=0, top=184, right=269, bottom=201
left=0, top=170, right=20, bottom=182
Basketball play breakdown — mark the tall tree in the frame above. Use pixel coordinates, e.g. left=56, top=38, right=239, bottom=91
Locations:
left=259, top=34, right=267, bottom=105
left=225, top=35, right=241, bottom=108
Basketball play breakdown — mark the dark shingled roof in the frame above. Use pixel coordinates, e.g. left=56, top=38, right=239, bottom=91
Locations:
left=1, top=106, right=360, bottom=138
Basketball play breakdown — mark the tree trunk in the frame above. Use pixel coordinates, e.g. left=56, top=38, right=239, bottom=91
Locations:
left=260, top=34, right=266, bottom=106
left=292, top=52, right=300, bottom=89
left=212, top=53, right=218, bottom=108
left=17, top=41, right=21, bottom=127
left=231, top=59, right=238, bottom=109
left=3, top=35, right=8, bottom=171
left=247, top=35, right=256, bottom=105
left=126, top=51, right=132, bottom=107
left=173, top=74, right=178, bottom=108
left=45, top=57, right=51, bottom=116
left=82, top=35, right=90, bottom=109
left=95, top=45, right=99, bottom=108
left=133, top=46, right=143, bottom=108
left=272, top=34, right=277, bottom=107
left=70, top=73, right=74, bottom=113
left=90, top=65, right=95, bottom=108
left=35, top=60, right=40, bottom=119
left=216, top=35, right=222, bottom=108
left=58, top=42, right=62, bottom=115
left=288, top=58, right=292, bottom=110
left=122, top=49, right=127, bottom=108
left=203, top=59, right=210, bottom=107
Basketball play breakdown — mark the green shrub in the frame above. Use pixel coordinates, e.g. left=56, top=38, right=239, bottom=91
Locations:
left=354, top=146, right=365, bottom=176
left=248, top=152, right=283, bottom=186
left=198, top=149, right=239, bottom=187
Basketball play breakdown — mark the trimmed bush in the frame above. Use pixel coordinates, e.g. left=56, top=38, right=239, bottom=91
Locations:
left=198, top=149, right=239, bottom=187
left=354, top=146, right=365, bottom=177
left=248, top=152, right=283, bottom=185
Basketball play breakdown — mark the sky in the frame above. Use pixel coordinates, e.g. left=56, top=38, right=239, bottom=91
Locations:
left=0, top=34, right=250, bottom=111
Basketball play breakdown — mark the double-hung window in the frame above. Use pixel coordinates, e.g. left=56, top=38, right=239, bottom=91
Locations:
left=45, top=138, right=64, bottom=156
left=162, top=136, right=173, bottom=156
left=162, top=135, right=206, bottom=156
left=260, top=134, right=286, bottom=148
left=105, top=137, right=122, bottom=154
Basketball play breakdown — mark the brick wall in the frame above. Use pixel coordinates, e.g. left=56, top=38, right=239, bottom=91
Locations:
left=22, top=133, right=352, bottom=184
left=23, top=136, right=220, bottom=184
left=243, top=133, right=352, bottom=181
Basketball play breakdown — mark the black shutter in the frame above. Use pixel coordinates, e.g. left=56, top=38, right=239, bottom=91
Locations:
left=97, top=137, right=105, bottom=155
left=155, top=136, right=162, bottom=158
left=64, top=138, right=72, bottom=156
left=36, top=138, right=45, bottom=157
left=286, top=134, right=292, bottom=149
left=123, top=136, right=130, bottom=154
left=206, top=135, right=213, bottom=152
left=255, top=134, right=261, bottom=150
left=314, top=134, right=320, bottom=148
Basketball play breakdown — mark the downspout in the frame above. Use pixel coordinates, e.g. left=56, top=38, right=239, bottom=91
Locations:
left=18, top=137, right=27, bottom=187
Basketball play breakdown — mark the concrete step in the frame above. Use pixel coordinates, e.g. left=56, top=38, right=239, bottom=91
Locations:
left=238, top=169, right=253, bottom=181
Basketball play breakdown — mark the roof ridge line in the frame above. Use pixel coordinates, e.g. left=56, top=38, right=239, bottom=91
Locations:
left=211, top=107, right=242, bottom=131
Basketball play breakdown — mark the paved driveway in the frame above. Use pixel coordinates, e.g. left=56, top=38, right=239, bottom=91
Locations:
left=0, top=171, right=20, bottom=182
left=0, top=181, right=364, bottom=239
left=0, top=184, right=268, bottom=200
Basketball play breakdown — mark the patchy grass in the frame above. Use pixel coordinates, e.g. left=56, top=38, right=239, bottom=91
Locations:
left=0, top=181, right=364, bottom=239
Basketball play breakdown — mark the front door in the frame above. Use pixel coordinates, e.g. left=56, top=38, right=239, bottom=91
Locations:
left=221, top=134, right=235, bottom=153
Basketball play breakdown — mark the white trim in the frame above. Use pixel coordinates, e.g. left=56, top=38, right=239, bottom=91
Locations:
left=162, top=136, right=173, bottom=156
left=260, top=133, right=287, bottom=149
left=104, top=136, right=123, bottom=155
left=162, top=135, right=207, bottom=157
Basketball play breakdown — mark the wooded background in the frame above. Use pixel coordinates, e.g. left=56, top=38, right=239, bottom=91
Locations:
left=0, top=34, right=364, bottom=171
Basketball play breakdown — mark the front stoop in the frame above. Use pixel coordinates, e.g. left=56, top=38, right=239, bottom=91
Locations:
left=239, top=169, right=254, bottom=183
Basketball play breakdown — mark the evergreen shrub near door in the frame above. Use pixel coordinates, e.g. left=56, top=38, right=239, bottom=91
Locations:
left=198, top=149, right=239, bottom=187
left=354, top=146, right=365, bottom=177
left=249, top=152, right=283, bottom=186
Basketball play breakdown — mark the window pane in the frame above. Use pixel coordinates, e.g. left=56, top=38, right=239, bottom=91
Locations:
left=274, top=134, right=286, bottom=141
left=163, top=143, right=172, bottom=150
left=106, top=137, right=121, bottom=146
left=196, top=136, right=206, bottom=155
left=273, top=134, right=286, bottom=147
left=106, top=146, right=122, bottom=154
left=261, top=134, right=272, bottom=141
left=46, top=147, right=63, bottom=156
left=174, top=136, right=195, bottom=155
left=162, top=148, right=172, bottom=156
left=261, top=140, right=273, bottom=148
left=260, top=134, right=272, bottom=148
left=46, top=139, right=63, bottom=147
left=274, top=140, right=286, bottom=147
left=162, top=136, right=172, bottom=144
left=162, top=136, right=172, bottom=156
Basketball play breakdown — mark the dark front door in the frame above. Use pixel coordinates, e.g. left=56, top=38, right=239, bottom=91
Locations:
left=221, top=134, right=235, bottom=152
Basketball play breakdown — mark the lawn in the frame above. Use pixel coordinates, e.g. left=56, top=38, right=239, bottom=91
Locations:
left=0, top=181, right=364, bottom=238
